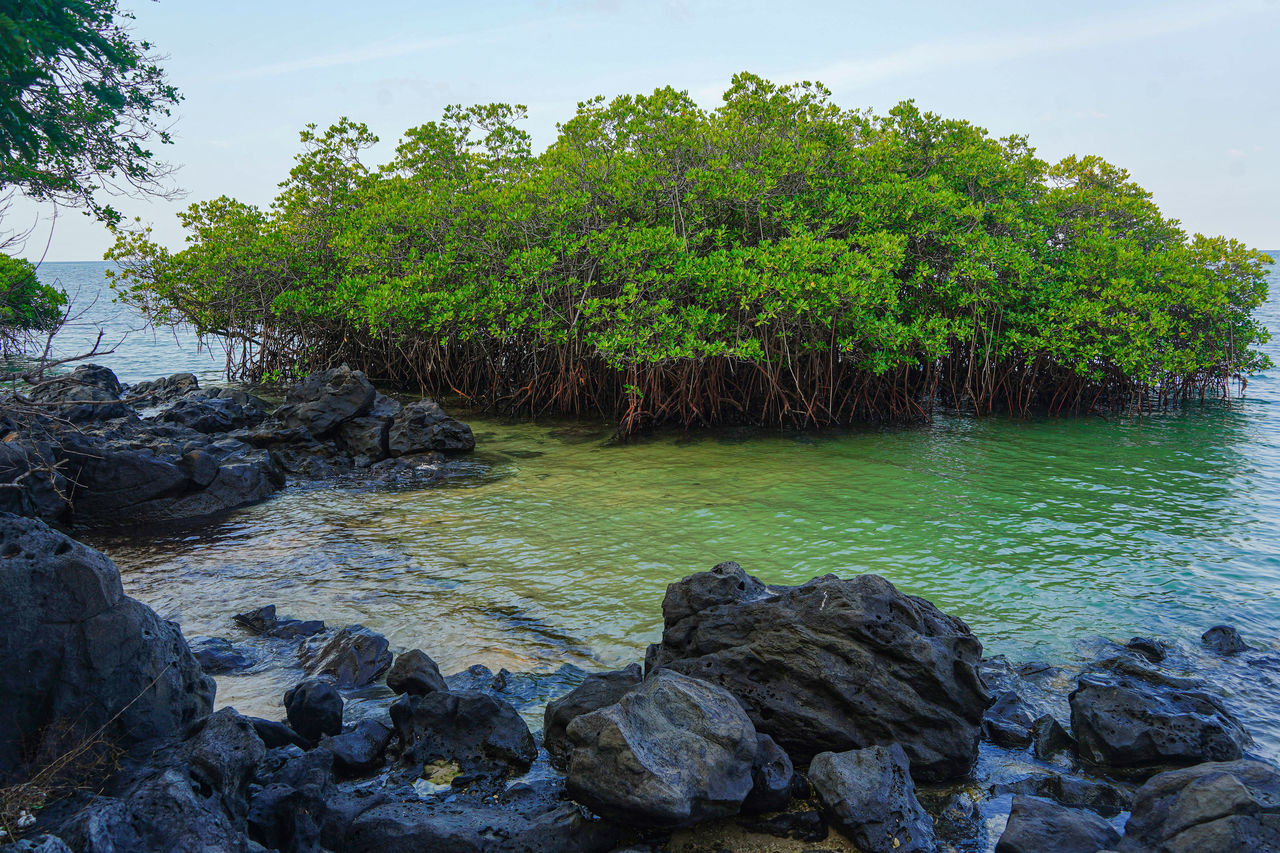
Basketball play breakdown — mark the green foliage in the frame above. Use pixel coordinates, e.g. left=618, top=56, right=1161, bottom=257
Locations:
left=108, top=73, right=1273, bottom=430
left=0, top=253, right=65, bottom=352
left=0, top=0, right=180, bottom=222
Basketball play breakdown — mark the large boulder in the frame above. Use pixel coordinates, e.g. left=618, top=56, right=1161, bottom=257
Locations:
left=299, top=625, right=393, bottom=688
left=387, top=399, right=475, bottom=455
left=390, top=689, right=536, bottom=781
left=25, top=364, right=129, bottom=422
left=995, top=795, right=1120, bottom=853
left=0, top=515, right=214, bottom=784
left=1116, top=760, right=1280, bottom=853
left=564, top=668, right=757, bottom=827
left=386, top=648, right=448, bottom=697
left=1069, top=657, right=1249, bottom=775
left=274, top=365, right=376, bottom=437
left=649, top=562, right=988, bottom=781
left=543, top=664, right=642, bottom=768
left=284, top=679, right=344, bottom=743
left=808, top=743, right=935, bottom=853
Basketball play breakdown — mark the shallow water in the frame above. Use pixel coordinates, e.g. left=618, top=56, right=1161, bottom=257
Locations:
left=34, top=259, right=1280, bottom=751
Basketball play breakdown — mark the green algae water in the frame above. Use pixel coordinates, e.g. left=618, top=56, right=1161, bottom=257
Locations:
left=35, top=259, right=1280, bottom=729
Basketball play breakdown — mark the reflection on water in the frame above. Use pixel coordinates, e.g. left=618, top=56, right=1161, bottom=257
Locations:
left=50, top=259, right=1280, bottom=750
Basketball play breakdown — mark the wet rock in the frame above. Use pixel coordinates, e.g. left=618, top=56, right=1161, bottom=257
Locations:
left=190, top=636, right=255, bottom=674
left=742, top=733, right=794, bottom=814
left=565, top=668, right=757, bottom=827
left=1069, top=657, right=1249, bottom=774
left=274, top=365, right=376, bottom=437
left=300, top=625, right=393, bottom=688
left=1202, top=625, right=1251, bottom=655
left=651, top=562, right=988, bottom=781
left=738, top=810, right=828, bottom=842
left=320, top=719, right=393, bottom=776
left=995, top=795, right=1120, bottom=853
left=1030, top=713, right=1075, bottom=760
left=0, top=515, right=213, bottom=784
left=385, top=649, right=448, bottom=697
left=1116, top=759, right=1280, bottom=852
left=233, top=604, right=326, bottom=640
left=1126, top=636, right=1170, bottom=663
left=387, top=398, right=475, bottom=455
left=808, top=743, right=934, bottom=853
left=921, top=790, right=982, bottom=848
left=129, top=372, right=198, bottom=404
left=995, top=771, right=1131, bottom=817
left=285, top=678, right=344, bottom=743
left=391, top=689, right=536, bottom=781
left=543, top=663, right=643, bottom=768
left=982, top=690, right=1039, bottom=748
left=248, top=717, right=311, bottom=750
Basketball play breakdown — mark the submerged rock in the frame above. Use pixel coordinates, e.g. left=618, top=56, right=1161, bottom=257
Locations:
left=233, top=603, right=325, bottom=639
left=650, top=562, right=988, bottom=781
left=1069, top=657, right=1249, bottom=774
left=808, top=743, right=935, bottom=853
left=543, top=663, right=643, bottom=768
left=1202, top=624, right=1251, bottom=655
left=995, top=794, right=1120, bottom=853
left=190, top=636, right=255, bottom=674
left=1116, top=759, right=1280, bottom=852
left=564, top=668, right=757, bottom=827
left=0, top=515, right=213, bottom=784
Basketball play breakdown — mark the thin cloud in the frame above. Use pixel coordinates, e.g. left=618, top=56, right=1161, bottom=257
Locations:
left=804, top=0, right=1274, bottom=90
left=219, top=34, right=467, bottom=81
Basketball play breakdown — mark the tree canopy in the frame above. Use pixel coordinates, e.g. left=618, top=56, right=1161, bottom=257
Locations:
left=109, top=74, right=1272, bottom=434
left=0, top=0, right=180, bottom=224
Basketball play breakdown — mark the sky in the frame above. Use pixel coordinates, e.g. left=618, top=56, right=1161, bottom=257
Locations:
left=9, top=0, right=1280, bottom=261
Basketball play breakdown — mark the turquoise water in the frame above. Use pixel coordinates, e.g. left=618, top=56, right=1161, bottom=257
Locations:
left=33, top=259, right=1280, bottom=732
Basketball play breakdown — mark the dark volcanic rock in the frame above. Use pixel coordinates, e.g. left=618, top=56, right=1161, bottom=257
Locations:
left=1116, top=759, right=1280, bottom=852
left=247, top=746, right=336, bottom=853
left=387, top=398, right=475, bottom=455
left=0, top=515, right=213, bottom=784
left=995, top=771, right=1131, bottom=817
left=233, top=604, right=326, bottom=639
left=650, top=561, right=988, bottom=781
left=285, top=678, right=344, bottom=743
left=982, top=690, right=1039, bottom=748
left=808, top=743, right=935, bottom=853
left=995, top=795, right=1120, bottom=853
left=338, top=415, right=391, bottom=463
left=190, top=636, right=255, bottom=674
left=159, top=391, right=267, bottom=434
left=1126, top=636, right=1170, bottom=663
left=543, top=663, right=643, bottom=768
left=391, top=689, right=536, bottom=780
left=0, top=835, right=73, bottom=852
left=385, top=648, right=448, bottom=697
left=25, top=364, right=129, bottom=422
left=742, top=732, right=794, bottom=814
left=274, top=365, right=376, bottom=437
left=1069, top=657, right=1249, bottom=774
left=248, top=717, right=311, bottom=750
left=1031, top=713, right=1075, bottom=760
left=564, top=668, right=757, bottom=828
left=320, top=719, right=393, bottom=776
left=739, top=810, right=828, bottom=842
left=1202, top=624, right=1251, bottom=655
left=299, top=625, right=393, bottom=688
left=129, top=372, right=198, bottom=404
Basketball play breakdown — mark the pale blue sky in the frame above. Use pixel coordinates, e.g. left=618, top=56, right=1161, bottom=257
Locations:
left=11, top=0, right=1280, bottom=260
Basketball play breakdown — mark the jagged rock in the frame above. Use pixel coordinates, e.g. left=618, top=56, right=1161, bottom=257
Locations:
left=543, top=663, right=642, bottom=768
left=742, top=733, right=794, bottom=814
left=233, top=604, right=325, bottom=639
left=982, top=690, right=1038, bottom=748
left=1126, top=636, right=1170, bottom=663
left=247, top=746, right=336, bottom=853
left=391, top=689, right=536, bottom=781
left=25, top=364, right=129, bottom=422
left=387, top=399, right=475, bottom=455
left=385, top=649, right=448, bottom=697
left=129, top=372, right=198, bottom=404
left=1069, top=657, right=1249, bottom=774
left=808, top=743, right=935, bottom=853
left=995, top=771, right=1131, bottom=817
left=285, top=679, right=344, bottom=743
left=0, top=835, right=73, bottom=852
left=320, top=719, right=392, bottom=776
left=1202, top=625, right=1251, bottom=655
left=564, top=668, right=757, bottom=827
left=159, top=391, right=267, bottom=434
left=299, top=625, right=393, bottom=688
left=1115, top=759, right=1280, bottom=852
left=248, top=717, right=311, bottom=750
left=274, top=365, right=376, bottom=437
left=995, top=795, right=1120, bottom=853
left=190, top=636, right=255, bottom=674
left=650, top=562, right=988, bottom=781
left=1031, top=713, right=1075, bottom=760
left=0, top=515, right=213, bottom=784
left=338, top=416, right=391, bottom=463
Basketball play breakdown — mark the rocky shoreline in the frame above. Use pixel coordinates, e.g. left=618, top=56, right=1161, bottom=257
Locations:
left=2, top=367, right=1278, bottom=852
left=2, top=516, right=1278, bottom=853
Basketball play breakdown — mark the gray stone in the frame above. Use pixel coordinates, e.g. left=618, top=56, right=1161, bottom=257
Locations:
left=996, top=795, right=1120, bottom=853
left=299, top=625, right=392, bottom=688
left=543, top=663, right=642, bottom=768
left=808, top=743, right=935, bottom=853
